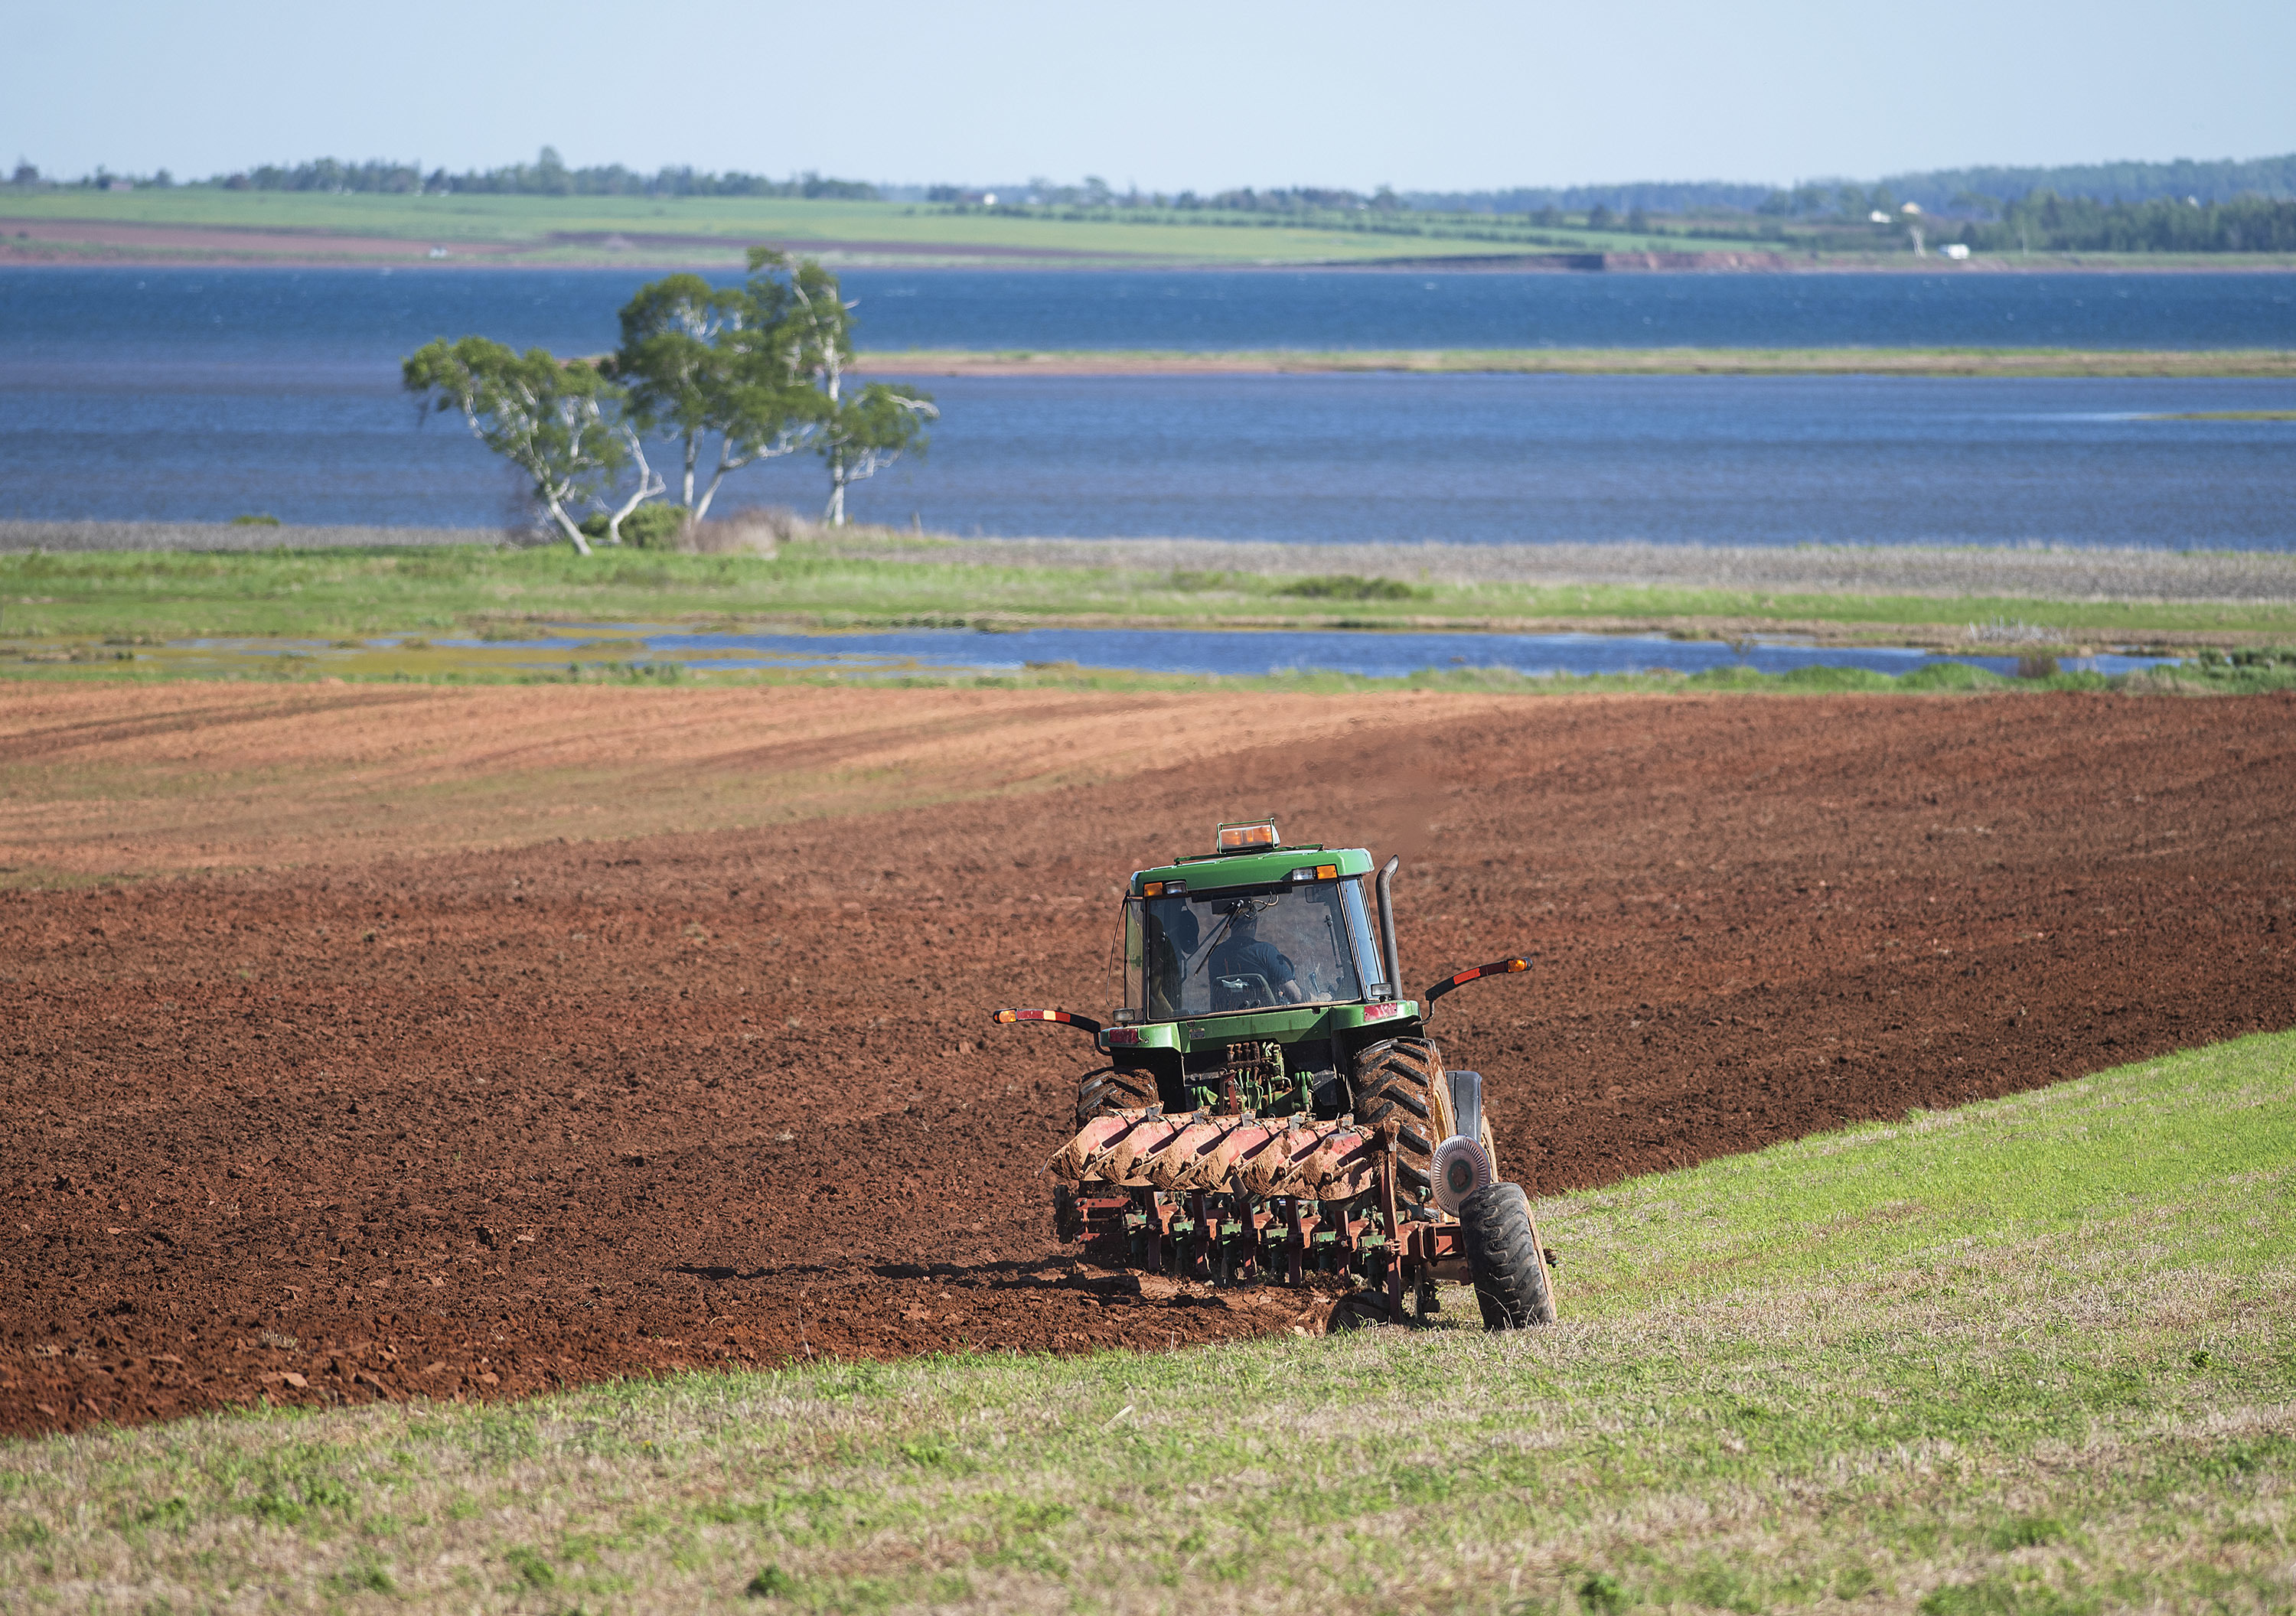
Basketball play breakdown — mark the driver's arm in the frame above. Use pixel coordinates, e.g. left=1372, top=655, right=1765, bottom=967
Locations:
left=1274, top=950, right=1306, bottom=1002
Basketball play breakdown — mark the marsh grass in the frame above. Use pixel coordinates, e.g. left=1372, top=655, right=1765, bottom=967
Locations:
left=5, top=546, right=2296, bottom=702
left=4, top=1033, right=2293, bottom=1612
left=4, top=542, right=2296, bottom=646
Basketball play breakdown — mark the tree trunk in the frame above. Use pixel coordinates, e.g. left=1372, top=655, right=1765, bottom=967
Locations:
left=546, top=497, right=594, bottom=556
left=824, top=451, right=847, bottom=526
left=605, top=432, right=666, bottom=546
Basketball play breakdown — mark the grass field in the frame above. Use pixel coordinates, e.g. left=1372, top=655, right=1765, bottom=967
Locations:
left=0, top=189, right=1691, bottom=266
left=2, top=1031, right=2289, bottom=1612
left=9, top=189, right=2296, bottom=271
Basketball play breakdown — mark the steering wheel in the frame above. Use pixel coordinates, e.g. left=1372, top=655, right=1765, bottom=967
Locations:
left=1213, top=973, right=1276, bottom=1011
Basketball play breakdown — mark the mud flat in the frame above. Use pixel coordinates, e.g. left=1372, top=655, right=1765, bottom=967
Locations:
left=2, top=684, right=2291, bottom=1436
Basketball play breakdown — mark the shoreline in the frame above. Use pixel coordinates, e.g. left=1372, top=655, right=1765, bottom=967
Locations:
left=5, top=220, right=2296, bottom=277
left=853, top=346, right=2296, bottom=377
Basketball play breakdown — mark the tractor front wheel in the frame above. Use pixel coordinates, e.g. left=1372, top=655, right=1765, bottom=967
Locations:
left=1459, top=1181, right=1556, bottom=1328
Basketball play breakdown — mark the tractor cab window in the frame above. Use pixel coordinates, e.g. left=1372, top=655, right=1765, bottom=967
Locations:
left=1140, top=880, right=1372, bottom=1018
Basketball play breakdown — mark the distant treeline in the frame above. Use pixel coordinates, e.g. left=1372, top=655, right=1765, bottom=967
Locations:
left=5, top=148, right=879, bottom=200
left=1952, top=193, right=2296, bottom=254
left=1404, top=181, right=1779, bottom=215
left=1875, top=153, right=2296, bottom=212
left=1405, top=154, right=2296, bottom=217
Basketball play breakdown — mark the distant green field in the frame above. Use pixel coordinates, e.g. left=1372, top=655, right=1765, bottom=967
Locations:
left=5, top=1032, right=2291, bottom=1613
left=0, top=188, right=1690, bottom=266
left=13, top=188, right=2293, bottom=270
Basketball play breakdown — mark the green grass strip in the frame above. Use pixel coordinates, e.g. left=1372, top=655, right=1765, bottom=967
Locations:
left=6, top=544, right=2296, bottom=649
left=4, top=1032, right=2292, bottom=1611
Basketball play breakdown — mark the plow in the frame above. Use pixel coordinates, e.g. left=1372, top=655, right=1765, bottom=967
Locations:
left=996, top=820, right=1556, bottom=1331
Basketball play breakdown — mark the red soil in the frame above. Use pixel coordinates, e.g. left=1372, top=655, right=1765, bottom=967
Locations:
left=3, top=688, right=2291, bottom=1438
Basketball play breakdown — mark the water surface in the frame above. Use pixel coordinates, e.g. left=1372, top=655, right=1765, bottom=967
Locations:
left=5, top=268, right=2292, bottom=547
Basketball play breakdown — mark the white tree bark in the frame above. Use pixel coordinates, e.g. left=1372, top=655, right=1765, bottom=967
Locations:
left=604, top=429, right=667, bottom=546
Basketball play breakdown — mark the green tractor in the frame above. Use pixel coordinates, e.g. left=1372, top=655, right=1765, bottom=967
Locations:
left=994, top=819, right=1555, bottom=1331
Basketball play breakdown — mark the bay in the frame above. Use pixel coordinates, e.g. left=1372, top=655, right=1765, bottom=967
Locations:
left=3, top=267, right=2293, bottom=547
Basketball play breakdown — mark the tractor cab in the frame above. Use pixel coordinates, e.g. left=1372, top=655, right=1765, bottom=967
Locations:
left=1123, top=832, right=1387, bottom=1020
left=1103, top=823, right=1404, bottom=1119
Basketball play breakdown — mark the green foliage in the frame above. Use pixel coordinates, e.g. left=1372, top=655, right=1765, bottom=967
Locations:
left=1579, top=1569, right=1629, bottom=1612
left=1957, top=192, right=2296, bottom=255
left=894, top=1435, right=977, bottom=1474
left=1988, top=1515, right=2067, bottom=1550
left=612, top=269, right=822, bottom=522
left=132, top=1496, right=194, bottom=1530
left=402, top=337, right=625, bottom=551
left=229, top=513, right=281, bottom=526
left=1919, top=1574, right=2104, bottom=1616
left=619, top=502, right=690, bottom=549
left=581, top=503, right=690, bottom=549
left=745, top=1564, right=797, bottom=1598
left=503, top=1545, right=557, bottom=1587
left=325, top=1562, right=398, bottom=1595
left=1276, top=573, right=1424, bottom=601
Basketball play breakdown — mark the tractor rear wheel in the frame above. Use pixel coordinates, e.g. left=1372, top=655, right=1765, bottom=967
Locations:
left=1075, top=1065, right=1156, bottom=1128
left=1459, top=1181, right=1556, bottom=1328
left=1350, top=1037, right=1443, bottom=1197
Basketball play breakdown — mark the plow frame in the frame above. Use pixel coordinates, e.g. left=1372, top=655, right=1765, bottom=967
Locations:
left=1064, top=1151, right=1468, bottom=1324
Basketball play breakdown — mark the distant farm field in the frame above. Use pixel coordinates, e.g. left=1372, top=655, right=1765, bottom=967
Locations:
left=0, top=190, right=1663, bottom=267
left=9, top=188, right=2294, bottom=269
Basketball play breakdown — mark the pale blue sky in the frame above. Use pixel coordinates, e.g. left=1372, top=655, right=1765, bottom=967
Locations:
left=8, top=0, right=2291, bottom=191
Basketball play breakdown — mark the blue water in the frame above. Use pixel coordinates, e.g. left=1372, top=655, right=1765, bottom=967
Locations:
left=4, top=268, right=2294, bottom=546
left=7, top=266, right=2295, bottom=355
left=259, top=624, right=2174, bottom=681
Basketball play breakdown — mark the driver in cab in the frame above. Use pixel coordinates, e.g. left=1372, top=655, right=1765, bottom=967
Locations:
left=1208, top=899, right=1304, bottom=1007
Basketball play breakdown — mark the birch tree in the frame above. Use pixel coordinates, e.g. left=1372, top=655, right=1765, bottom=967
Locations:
left=743, top=247, right=935, bottom=526
left=403, top=337, right=624, bottom=554
left=817, top=383, right=938, bottom=526
left=613, top=273, right=819, bottom=526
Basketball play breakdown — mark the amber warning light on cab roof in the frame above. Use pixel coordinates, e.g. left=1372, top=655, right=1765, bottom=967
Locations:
left=1215, top=819, right=1280, bottom=851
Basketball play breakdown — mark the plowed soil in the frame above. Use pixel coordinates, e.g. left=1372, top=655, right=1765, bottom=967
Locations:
left=5, top=686, right=2293, bottom=1438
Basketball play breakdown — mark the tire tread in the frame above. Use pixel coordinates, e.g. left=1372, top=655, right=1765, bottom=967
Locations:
left=1459, top=1181, right=1556, bottom=1328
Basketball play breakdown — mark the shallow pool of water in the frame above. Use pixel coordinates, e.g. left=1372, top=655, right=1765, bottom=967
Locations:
left=366, top=623, right=2171, bottom=681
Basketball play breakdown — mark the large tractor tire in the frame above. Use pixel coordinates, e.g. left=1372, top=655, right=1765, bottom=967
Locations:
left=1074, top=1065, right=1156, bottom=1128
left=1351, top=1037, right=1446, bottom=1198
left=1459, top=1181, right=1556, bottom=1328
